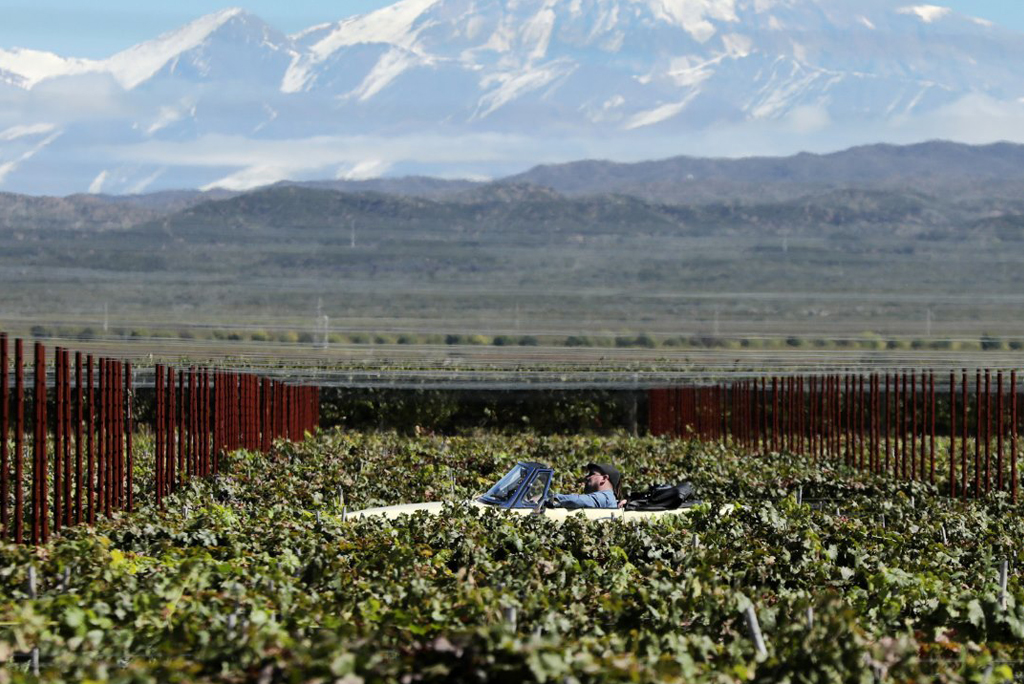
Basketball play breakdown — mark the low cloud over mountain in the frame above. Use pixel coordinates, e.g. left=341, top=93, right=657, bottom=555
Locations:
left=3, top=0, right=1024, bottom=194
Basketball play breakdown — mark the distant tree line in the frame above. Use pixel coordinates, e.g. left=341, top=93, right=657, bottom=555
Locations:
left=17, top=324, right=1023, bottom=352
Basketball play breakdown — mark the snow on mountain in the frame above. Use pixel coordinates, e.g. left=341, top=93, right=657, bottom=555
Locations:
left=275, top=0, right=1024, bottom=129
left=0, top=127, right=62, bottom=184
left=0, top=8, right=291, bottom=91
left=103, top=8, right=251, bottom=89
left=3, top=0, right=1024, bottom=194
left=0, top=48, right=96, bottom=89
left=283, top=0, right=441, bottom=93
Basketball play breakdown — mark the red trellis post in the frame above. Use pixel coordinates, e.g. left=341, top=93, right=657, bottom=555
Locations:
left=0, top=333, right=7, bottom=541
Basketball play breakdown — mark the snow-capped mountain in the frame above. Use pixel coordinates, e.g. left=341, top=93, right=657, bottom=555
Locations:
left=2, top=0, right=1024, bottom=195
left=0, top=9, right=296, bottom=90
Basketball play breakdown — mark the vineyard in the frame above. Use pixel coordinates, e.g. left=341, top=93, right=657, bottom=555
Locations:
left=1, top=430, right=1023, bottom=682
left=1, top=326, right=1024, bottom=682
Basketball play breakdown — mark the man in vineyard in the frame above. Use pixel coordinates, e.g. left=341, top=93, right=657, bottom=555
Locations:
left=550, top=463, right=621, bottom=509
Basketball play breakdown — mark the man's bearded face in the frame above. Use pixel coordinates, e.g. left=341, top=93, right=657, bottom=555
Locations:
left=583, top=470, right=606, bottom=493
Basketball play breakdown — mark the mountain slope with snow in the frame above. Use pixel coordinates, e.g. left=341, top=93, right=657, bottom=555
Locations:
left=3, top=0, right=1024, bottom=194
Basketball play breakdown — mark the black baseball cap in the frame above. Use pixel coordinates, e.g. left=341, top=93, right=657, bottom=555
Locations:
left=585, top=463, right=621, bottom=491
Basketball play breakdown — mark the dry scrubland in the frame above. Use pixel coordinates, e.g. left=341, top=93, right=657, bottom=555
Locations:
left=6, top=171, right=1024, bottom=351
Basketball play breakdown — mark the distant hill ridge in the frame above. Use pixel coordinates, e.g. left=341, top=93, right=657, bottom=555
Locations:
left=6, top=140, right=1024, bottom=342
left=137, top=177, right=1007, bottom=244
left=5, top=141, right=1024, bottom=232
left=505, top=141, right=1024, bottom=202
left=270, top=141, right=1024, bottom=203
left=203, top=140, right=1024, bottom=205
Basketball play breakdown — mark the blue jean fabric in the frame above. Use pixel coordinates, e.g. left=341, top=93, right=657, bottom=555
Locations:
left=552, top=489, right=617, bottom=509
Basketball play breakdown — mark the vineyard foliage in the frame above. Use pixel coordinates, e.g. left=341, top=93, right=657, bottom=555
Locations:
left=2, top=430, right=1023, bottom=682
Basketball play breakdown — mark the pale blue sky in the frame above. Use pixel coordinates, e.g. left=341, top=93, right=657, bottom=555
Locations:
left=3, top=1, right=1024, bottom=57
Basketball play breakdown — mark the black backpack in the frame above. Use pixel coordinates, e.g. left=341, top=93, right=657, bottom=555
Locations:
left=624, top=482, right=699, bottom=511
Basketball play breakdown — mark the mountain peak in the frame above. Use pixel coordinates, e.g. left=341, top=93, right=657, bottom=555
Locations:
left=5, top=0, right=1024, bottom=195
left=282, top=0, right=440, bottom=93
left=0, top=7, right=259, bottom=91
left=0, top=47, right=94, bottom=89
left=103, top=8, right=256, bottom=89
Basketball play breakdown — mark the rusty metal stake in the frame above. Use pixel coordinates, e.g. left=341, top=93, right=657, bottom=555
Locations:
left=210, top=371, right=217, bottom=469
left=875, top=374, right=882, bottom=473
left=976, top=370, right=982, bottom=498
left=0, top=333, right=6, bottom=541
left=985, top=369, right=992, bottom=494
left=962, top=370, right=969, bottom=499
left=930, top=371, right=936, bottom=486
left=899, top=373, right=907, bottom=479
left=33, top=342, right=46, bottom=544
left=155, top=365, right=164, bottom=506
left=97, top=359, right=105, bottom=519
left=913, top=368, right=921, bottom=481
left=170, top=367, right=177, bottom=488
left=1012, top=370, right=1018, bottom=504
left=950, top=372, right=957, bottom=498
left=114, top=361, right=122, bottom=511
left=74, top=353, right=83, bottom=525
left=54, top=348, right=63, bottom=534
left=126, top=362, right=133, bottom=512
left=809, top=377, right=817, bottom=463
left=858, top=375, right=866, bottom=469
left=86, top=356, right=95, bottom=525
left=178, top=369, right=185, bottom=486
left=840, top=374, right=847, bottom=465
left=919, top=370, right=926, bottom=483
left=64, top=350, right=72, bottom=526
left=189, top=368, right=197, bottom=478
left=107, top=359, right=114, bottom=517
left=880, top=374, right=888, bottom=475
left=868, top=375, right=875, bottom=472
left=998, top=371, right=1004, bottom=492
left=772, top=377, right=779, bottom=453
left=14, top=340, right=24, bottom=543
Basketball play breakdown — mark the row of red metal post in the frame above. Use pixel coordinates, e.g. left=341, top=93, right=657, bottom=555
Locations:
left=649, top=386, right=729, bottom=442
left=1, top=331, right=322, bottom=544
left=152, top=366, right=320, bottom=505
left=153, top=365, right=212, bottom=505
left=0, top=334, right=133, bottom=544
left=650, top=370, right=1020, bottom=503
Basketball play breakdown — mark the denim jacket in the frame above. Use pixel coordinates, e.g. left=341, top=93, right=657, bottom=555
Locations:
left=552, top=489, right=618, bottom=509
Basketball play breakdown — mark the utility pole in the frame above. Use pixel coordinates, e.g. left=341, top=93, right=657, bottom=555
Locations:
left=316, top=298, right=328, bottom=349
left=630, top=372, right=639, bottom=436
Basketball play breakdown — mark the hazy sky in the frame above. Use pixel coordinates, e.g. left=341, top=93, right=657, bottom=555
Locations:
left=4, top=1, right=1024, bottom=57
